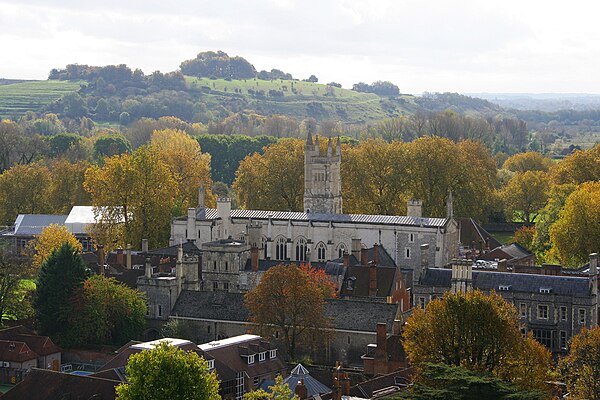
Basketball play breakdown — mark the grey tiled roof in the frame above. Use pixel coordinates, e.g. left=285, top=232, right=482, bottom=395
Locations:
left=196, top=208, right=448, bottom=228
left=171, top=291, right=398, bottom=332
left=419, top=268, right=591, bottom=297
left=283, top=364, right=331, bottom=397
left=9, top=214, right=68, bottom=236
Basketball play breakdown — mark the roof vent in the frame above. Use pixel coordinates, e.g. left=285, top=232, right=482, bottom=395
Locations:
left=539, top=287, right=552, bottom=294
left=498, top=285, right=511, bottom=291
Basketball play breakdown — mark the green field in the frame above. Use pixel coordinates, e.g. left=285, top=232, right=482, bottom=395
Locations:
left=186, top=77, right=418, bottom=124
left=0, top=80, right=82, bottom=118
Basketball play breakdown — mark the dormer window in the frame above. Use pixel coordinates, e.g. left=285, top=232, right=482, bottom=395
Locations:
left=539, top=288, right=552, bottom=294
left=248, top=355, right=255, bottom=365
left=259, top=352, right=266, bottom=362
left=207, top=359, right=214, bottom=370
left=269, top=349, right=276, bottom=359
left=498, top=285, right=511, bottom=291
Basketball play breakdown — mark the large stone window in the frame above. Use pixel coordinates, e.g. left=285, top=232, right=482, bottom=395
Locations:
left=316, top=242, right=327, bottom=262
left=295, top=237, right=307, bottom=262
left=275, top=236, right=287, bottom=260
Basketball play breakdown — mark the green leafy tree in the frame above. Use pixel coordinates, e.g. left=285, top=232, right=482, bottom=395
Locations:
left=244, top=375, right=299, bottom=400
left=0, top=248, right=35, bottom=325
left=67, top=275, right=147, bottom=346
left=395, top=363, right=545, bottom=400
left=403, top=291, right=551, bottom=394
left=93, top=134, right=132, bottom=159
left=48, top=133, right=82, bottom=158
left=115, top=341, right=221, bottom=400
left=559, top=326, right=600, bottom=400
left=33, top=243, right=89, bottom=342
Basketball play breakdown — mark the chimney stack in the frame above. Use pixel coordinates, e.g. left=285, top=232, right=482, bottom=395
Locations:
left=497, top=259, right=508, bottom=272
left=369, top=262, right=378, bottom=297
left=141, top=239, right=148, bottom=253
left=375, top=323, right=387, bottom=360
left=295, top=379, right=308, bottom=399
left=116, top=249, right=124, bottom=266
left=126, top=245, right=132, bottom=269
left=145, top=257, right=152, bottom=278
left=590, top=253, right=598, bottom=276
left=407, top=199, right=423, bottom=218
left=251, top=247, right=259, bottom=272
left=361, top=248, right=369, bottom=266
left=187, top=208, right=197, bottom=242
left=97, top=245, right=105, bottom=275
left=198, top=183, right=205, bottom=209
left=373, top=243, right=380, bottom=265
left=343, top=252, right=350, bottom=268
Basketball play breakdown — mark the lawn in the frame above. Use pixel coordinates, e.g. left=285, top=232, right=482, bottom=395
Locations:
left=0, top=80, right=83, bottom=118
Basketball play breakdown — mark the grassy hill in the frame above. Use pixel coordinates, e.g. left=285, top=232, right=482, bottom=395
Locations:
left=0, top=80, right=82, bottom=118
left=187, top=77, right=420, bottom=124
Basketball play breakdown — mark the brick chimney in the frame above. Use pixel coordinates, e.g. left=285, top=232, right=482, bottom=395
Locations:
left=97, top=245, right=105, bottom=275
left=295, top=379, right=308, bottom=399
left=369, top=263, right=377, bottom=297
left=497, top=259, right=508, bottom=272
left=361, top=248, right=368, bottom=266
left=141, top=239, right=148, bottom=253
left=343, top=252, right=350, bottom=268
left=373, top=243, right=380, bottom=265
left=341, top=372, right=350, bottom=396
left=116, top=249, right=124, bottom=265
left=251, top=247, right=259, bottom=272
left=374, top=323, right=388, bottom=375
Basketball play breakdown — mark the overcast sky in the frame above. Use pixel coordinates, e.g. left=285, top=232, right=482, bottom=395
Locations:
left=1, top=0, right=599, bottom=94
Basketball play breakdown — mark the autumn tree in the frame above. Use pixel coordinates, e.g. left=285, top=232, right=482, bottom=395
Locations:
left=28, top=224, right=83, bottom=269
left=67, top=275, right=146, bottom=346
left=559, top=326, right=600, bottom=399
left=47, top=159, right=91, bottom=214
left=245, top=264, right=332, bottom=359
left=0, top=162, right=51, bottom=225
left=84, top=146, right=177, bottom=251
left=549, top=181, right=600, bottom=267
left=501, top=171, right=550, bottom=223
left=150, top=129, right=215, bottom=211
left=551, top=144, right=600, bottom=185
left=502, top=151, right=553, bottom=173
left=115, top=341, right=221, bottom=400
left=33, top=243, right=89, bottom=342
left=244, top=375, right=299, bottom=400
left=403, top=291, right=551, bottom=393
left=342, top=139, right=410, bottom=215
left=512, top=226, right=536, bottom=252
left=234, top=138, right=304, bottom=211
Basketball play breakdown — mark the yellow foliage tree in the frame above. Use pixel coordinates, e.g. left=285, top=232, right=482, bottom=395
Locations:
left=502, top=151, right=553, bottom=173
left=501, top=170, right=550, bottom=223
left=28, top=224, right=83, bottom=269
left=549, top=181, right=600, bottom=267
left=84, top=146, right=177, bottom=251
left=234, top=138, right=304, bottom=211
left=150, top=129, right=215, bottom=211
left=559, top=326, right=600, bottom=399
left=47, top=159, right=91, bottom=214
left=403, top=290, right=551, bottom=394
left=0, top=162, right=51, bottom=225
left=551, top=144, right=600, bottom=185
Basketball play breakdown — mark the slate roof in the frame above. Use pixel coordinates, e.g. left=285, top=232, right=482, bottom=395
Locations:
left=194, top=208, right=448, bottom=228
left=3, top=368, right=119, bottom=400
left=419, top=268, right=591, bottom=297
left=171, top=291, right=399, bottom=332
left=9, top=214, right=67, bottom=236
left=146, top=241, right=202, bottom=256
left=282, top=364, right=331, bottom=398
left=339, top=265, right=396, bottom=298
left=243, top=259, right=329, bottom=273
left=458, top=218, right=501, bottom=249
left=479, top=243, right=533, bottom=262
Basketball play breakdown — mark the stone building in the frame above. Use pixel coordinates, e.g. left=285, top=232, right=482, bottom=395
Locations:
left=170, top=134, right=459, bottom=273
left=413, top=254, right=600, bottom=355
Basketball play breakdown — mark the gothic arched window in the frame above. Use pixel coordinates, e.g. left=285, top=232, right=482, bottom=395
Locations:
left=275, top=237, right=287, bottom=260
left=337, top=243, right=347, bottom=259
left=295, top=237, right=307, bottom=262
left=316, top=242, right=327, bottom=262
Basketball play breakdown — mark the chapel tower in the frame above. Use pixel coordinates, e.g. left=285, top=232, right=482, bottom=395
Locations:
left=303, top=132, right=343, bottom=214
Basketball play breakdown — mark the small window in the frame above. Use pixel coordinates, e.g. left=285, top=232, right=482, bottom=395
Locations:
left=347, top=336, right=351, bottom=345
left=519, top=303, right=527, bottom=318
left=579, top=309, right=586, bottom=325
left=213, top=281, right=219, bottom=290
left=207, top=325, right=211, bottom=333
left=560, top=331, right=567, bottom=350
left=537, top=305, right=549, bottom=320
left=248, top=355, right=255, bottom=365
left=409, top=233, right=414, bottom=243
left=157, top=304, right=163, bottom=317
left=207, top=359, right=214, bottom=370
left=223, top=282, right=229, bottom=291
left=225, top=261, right=228, bottom=271
left=539, top=288, right=552, bottom=294
left=269, top=349, right=276, bottom=359
left=253, top=376, right=260, bottom=386
left=560, top=306, right=567, bottom=321
left=498, top=285, right=511, bottom=291
left=259, top=352, right=266, bottom=362
left=418, top=297, right=426, bottom=309
left=213, top=261, right=217, bottom=270
left=405, top=248, right=411, bottom=259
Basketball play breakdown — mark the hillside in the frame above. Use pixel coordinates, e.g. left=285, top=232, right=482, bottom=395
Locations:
left=0, top=80, right=82, bottom=118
